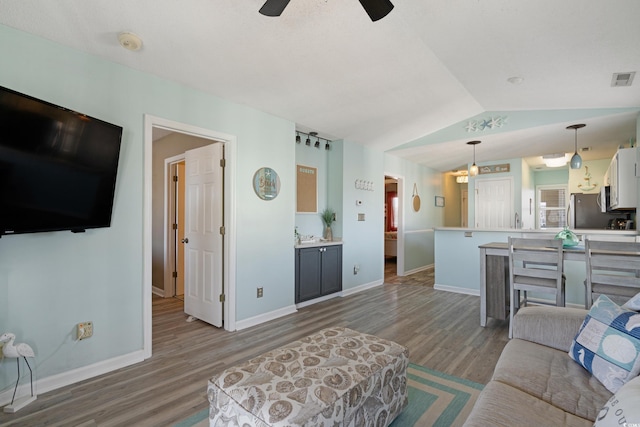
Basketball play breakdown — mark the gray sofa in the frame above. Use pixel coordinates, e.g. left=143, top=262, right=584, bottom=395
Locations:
left=463, top=306, right=612, bottom=427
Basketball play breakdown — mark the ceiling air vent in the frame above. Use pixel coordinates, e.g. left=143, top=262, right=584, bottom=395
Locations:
left=611, top=72, right=635, bottom=87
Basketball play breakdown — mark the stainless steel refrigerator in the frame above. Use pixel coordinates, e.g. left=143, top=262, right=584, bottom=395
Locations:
left=569, top=193, right=619, bottom=229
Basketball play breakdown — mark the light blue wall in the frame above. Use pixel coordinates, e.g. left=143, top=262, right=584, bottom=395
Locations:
left=384, top=154, right=444, bottom=272
left=0, top=24, right=444, bottom=397
left=0, top=24, right=295, bottom=391
left=340, top=142, right=385, bottom=288
left=435, top=229, right=587, bottom=305
left=534, top=169, right=569, bottom=186
left=295, top=140, right=329, bottom=237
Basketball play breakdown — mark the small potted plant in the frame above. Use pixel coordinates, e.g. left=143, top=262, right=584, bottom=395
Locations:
left=320, top=208, right=335, bottom=241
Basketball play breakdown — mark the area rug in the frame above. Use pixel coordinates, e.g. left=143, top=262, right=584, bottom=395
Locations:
left=174, top=363, right=483, bottom=427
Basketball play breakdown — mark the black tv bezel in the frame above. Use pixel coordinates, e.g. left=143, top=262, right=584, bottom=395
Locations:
left=0, top=85, right=123, bottom=237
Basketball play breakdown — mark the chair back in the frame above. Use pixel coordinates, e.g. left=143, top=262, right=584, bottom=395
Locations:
left=509, top=237, right=564, bottom=285
left=585, top=239, right=640, bottom=306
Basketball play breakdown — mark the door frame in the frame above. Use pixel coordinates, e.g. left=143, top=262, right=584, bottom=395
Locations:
left=461, top=188, right=468, bottom=227
left=384, top=173, right=405, bottom=276
left=163, top=154, right=186, bottom=298
left=143, top=114, right=237, bottom=359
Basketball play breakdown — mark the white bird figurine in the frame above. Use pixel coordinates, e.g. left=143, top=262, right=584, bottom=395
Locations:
left=0, top=332, right=35, bottom=359
left=0, top=332, right=36, bottom=410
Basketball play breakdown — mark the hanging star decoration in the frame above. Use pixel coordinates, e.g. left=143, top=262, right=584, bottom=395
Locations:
left=465, top=116, right=508, bottom=132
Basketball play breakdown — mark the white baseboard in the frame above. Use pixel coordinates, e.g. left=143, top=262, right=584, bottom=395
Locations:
left=296, top=292, right=341, bottom=309
left=234, top=305, right=298, bottom=331
left=341, top=279, right=384, bottom=297
left=0, top=350, right=146, bottom=407
left=152, top=286, right=165, bottom=297
left=403, top=264, right=434, bottom=276
left=434, top=284, right=480, bottom=296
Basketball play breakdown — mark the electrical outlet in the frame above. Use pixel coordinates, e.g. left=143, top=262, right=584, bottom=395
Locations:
left=77, top=321, right=93, bottom=340
left=354, top=265, right=360, bottom=275
left=257, top=287, right=263, bottom=298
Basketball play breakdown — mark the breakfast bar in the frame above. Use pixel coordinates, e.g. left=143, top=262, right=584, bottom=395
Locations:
left=478, top=241, right=587, bottom=326
left=434, top=227, right=640, bottom=326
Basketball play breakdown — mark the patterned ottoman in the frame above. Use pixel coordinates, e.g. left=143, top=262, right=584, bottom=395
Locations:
left=207, top=327, right=409, bottom=427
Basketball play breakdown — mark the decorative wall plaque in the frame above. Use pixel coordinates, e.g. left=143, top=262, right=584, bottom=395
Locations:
left=412, top=183, right=421, bottom=212
left=478, top=164, right=510, bottom=174
left=253, top=167, right=280, bottom=200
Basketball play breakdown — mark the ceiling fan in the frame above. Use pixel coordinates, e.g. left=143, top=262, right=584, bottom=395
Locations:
left=259, top=0, right=394, bottom=22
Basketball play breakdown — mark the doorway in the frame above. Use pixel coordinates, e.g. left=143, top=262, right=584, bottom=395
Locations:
left=160, top=142, right=225, bottom=328
left=143, top=115, right=237, bottom=359
left=384, top=175, right=404, bottom=279
left=168, top=159, right=186, bottom=300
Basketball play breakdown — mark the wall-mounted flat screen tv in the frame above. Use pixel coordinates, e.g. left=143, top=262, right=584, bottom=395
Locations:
left=0, top=85, right=123, bottom=236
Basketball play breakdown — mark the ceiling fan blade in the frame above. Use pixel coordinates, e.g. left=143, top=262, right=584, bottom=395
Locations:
left=259, top=0, right=291, bottom=16
left=358, top=0, right=394, bottom=21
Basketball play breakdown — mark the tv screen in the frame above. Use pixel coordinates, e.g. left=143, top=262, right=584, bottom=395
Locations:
left=0, top=85, right=123, bottom=236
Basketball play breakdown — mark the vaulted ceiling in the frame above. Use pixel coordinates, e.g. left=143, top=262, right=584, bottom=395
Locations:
left=1, top=0, right=638, bottom=171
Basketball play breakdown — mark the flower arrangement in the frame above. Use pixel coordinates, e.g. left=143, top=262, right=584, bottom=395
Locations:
left=321, top=208, right=335, bottom=227
left=320, top=208, right=335, bottom=241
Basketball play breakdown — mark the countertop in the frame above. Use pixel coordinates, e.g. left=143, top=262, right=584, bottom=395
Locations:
left=294, top=239, right=343, bottom=249
left=434, top=227, right=638, bottom=235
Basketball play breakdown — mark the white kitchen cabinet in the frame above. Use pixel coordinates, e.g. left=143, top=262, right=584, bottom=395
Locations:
left=608, top=147, right=637, bottom=210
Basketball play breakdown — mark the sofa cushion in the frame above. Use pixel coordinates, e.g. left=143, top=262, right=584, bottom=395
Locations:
left=462, top=381, right=593, bottom=427
left=594, top=374, right=640, bottom=426
left=492, top=339, right=611, bottom=421
left=569, top=295, right=640, bottom=393
left=511, top=306, right=588, bottom=352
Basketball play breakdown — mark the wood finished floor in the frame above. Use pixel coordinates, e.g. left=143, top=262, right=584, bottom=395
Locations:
left=0, top=262, right=508, bottom=426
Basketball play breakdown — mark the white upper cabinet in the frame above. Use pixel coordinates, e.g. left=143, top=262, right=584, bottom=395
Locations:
left=608, top=147, right=637, bottom=210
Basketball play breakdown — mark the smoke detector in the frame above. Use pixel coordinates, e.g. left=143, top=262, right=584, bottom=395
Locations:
left=611, top=72, right=635, bottom=87
left=118, top=32, right=143, bottom=51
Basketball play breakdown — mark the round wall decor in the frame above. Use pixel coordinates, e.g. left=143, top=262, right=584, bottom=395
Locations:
left=253, top=167, right=280, bottom=200
left=412, top=183, right=421, bottom=212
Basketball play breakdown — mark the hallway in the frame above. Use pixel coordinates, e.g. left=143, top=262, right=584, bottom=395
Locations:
left=384, top=257, right=435, bottom=286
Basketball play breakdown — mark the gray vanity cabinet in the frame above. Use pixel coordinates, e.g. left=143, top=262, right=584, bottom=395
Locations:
left=295, top=244, right=342, bottom=303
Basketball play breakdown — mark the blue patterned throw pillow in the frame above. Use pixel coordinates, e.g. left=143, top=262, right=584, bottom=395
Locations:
left=569, top=295, right=640, bottom=393
left=623, top=291, right=640, bottom=311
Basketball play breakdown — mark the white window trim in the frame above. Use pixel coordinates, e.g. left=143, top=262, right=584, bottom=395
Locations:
left=536, top=184, right=569, bottom=229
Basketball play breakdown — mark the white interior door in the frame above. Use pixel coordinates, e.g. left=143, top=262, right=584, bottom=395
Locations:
left=475, top=178, right=513, bottom=228
left=183, top=144, right=223, bottom=327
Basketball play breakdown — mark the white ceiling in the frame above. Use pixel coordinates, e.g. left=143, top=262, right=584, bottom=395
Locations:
left=1, top=0, right=639, bottom=171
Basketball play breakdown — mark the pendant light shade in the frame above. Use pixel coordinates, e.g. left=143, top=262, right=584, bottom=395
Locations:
left=467, top=141, right=481, bottom=176
left=567, top=124, right=585, bottom=169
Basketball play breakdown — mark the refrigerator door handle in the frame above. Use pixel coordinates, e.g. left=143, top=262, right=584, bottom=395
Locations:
left=567, top=200, right=573, bottom=229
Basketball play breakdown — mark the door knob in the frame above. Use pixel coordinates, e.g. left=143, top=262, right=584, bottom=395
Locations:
left=181, top=238, right=189, bottom=244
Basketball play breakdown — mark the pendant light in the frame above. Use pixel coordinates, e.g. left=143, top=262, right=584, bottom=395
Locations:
left=567, top=124, right=585, bottom=169
left=467, top=141, right=481, bottom=176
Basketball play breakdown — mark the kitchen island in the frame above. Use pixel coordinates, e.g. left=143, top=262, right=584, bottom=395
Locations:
left=434, top=227, right=639, bottom=321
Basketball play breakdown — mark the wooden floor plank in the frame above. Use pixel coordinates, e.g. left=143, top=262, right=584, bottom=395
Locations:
left=0, top=262, right=509, bottom=426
